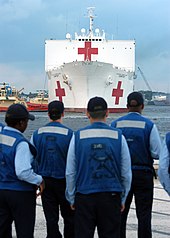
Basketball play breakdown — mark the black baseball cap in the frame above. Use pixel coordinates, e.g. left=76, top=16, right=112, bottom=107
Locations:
left=87, top=96, right=107, bottom=112
left=48, top=100, right=64, bottom=114
left=127, top=91, right=144, bottom=107
left=5, top=104, right=35, bottom=120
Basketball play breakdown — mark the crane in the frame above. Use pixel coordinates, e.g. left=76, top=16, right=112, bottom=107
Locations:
left=137, top=67, right=153, bottom=101
left=18, top=87, right=24, bottom=93
left=137, top=67, right=152, bottom=91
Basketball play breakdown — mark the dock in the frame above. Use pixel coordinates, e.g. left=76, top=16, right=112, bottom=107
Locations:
left=12, top=179, right=170, bottom=237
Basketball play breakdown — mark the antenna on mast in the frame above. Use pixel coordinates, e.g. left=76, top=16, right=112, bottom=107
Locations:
left=86, top=7, right=96, bottom=36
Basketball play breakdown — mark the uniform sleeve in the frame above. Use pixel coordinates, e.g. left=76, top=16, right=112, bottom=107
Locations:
left=149, top=124, right=161, bottom=159
left=158, top=138, right=170, bottom=196
left=30, top=134, right=34, bottom=146
left=15, top=141, right=42, bottom=186
left=65, top=134, right=77, bottom=205
left=120, top=135, right=132, bottom=204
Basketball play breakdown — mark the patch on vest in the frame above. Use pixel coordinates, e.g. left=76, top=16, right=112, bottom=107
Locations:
left=91, top=143, right=105, bottom=150
left=90, top=144, right=115, bottom=179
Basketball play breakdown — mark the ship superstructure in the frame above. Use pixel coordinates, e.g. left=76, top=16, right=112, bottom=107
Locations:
left=45, top=7, right=135, bottom=112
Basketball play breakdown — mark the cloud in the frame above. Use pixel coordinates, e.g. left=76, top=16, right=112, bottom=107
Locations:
left=0, top=0, right=43, bottom=22
left=0, top=0, right=169, bottom=93
left=0, top=63, right=47, bottom=93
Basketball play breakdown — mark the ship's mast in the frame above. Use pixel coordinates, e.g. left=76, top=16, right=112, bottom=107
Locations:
left=87, top=7, right=96, bottom=37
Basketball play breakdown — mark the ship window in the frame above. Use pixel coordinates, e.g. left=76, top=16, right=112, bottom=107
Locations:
left=82, top=39, right=85, bottom=41
left=96, top=39, right=98, bottom=41
left=99, top=39, right=102, bottom=41
left=92, top=39, right=95, bottom=41
left=89, top=39, right=91, bottom=41
left=79, top=39, right=81, bottom=41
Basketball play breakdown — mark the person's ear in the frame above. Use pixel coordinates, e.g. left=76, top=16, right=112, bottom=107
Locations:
left=86, top=111, right=90, bottom=119
left=106, top=110, right=109, bottom=117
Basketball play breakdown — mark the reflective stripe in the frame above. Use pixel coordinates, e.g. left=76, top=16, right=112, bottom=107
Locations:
left=80, top=129, right=118, bottom=139
left=0, top=134, right=16, bottom=146
left=38, top=126, right=68, bottom=135
left=116, top=120, right=145, bottom=129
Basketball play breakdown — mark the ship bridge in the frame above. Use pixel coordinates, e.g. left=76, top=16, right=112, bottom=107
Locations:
left=74, top=28, right=105, bottom=42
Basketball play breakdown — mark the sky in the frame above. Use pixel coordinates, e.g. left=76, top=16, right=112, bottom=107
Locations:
left=0, top=0, right=170, bottom=93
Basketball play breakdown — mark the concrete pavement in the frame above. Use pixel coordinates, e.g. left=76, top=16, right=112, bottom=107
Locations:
left=12, top=179, right=170, bottom=237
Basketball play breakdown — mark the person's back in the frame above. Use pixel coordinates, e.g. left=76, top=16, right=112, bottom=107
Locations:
left=0, top=104, right=44, bottom=238
left=66, top=96, right=132, bottom=238
left=75, top=121, right=123, bottom=195
left=158, top=132, right=170, bottom=196
left=31, top=100, right=74, bottom=238
left=33, top=121, right=72, bottom=178
left=112, top=112, right=155, bottom=169
left=111, top=92, right=161, bottom=238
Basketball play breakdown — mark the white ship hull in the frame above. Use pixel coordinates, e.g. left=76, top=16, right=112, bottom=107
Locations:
left=48, top=61, right=134, bottom=112
left=45, top=7, right=135, bottom=112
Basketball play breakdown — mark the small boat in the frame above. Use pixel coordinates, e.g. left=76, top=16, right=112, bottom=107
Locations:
left=26, top=90, right=48, bottom=111
left=153, top=94, right=170, bottom=106
left=0, top=82, right=27, bottom=112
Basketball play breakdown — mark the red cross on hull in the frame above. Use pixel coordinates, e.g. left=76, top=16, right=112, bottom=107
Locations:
left=78, top=41, right=98, bottom=61
left=55, top=81, right=66, bottom=102
left=112, top=81, right=124, bottom=105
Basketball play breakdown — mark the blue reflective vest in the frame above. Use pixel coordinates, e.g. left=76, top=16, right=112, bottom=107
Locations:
left=111, top=112, right=154, bottom=169
left=74, top=122, right=123, bottom=194
left=33, top=121, right=73, bottom=179
left=166, top=132, right=170, bottom=174
left=0, top=129, right=37, bottom=191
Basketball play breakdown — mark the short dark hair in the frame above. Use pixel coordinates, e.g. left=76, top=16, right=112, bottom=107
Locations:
left=48, top=100, right=64, bottom=120
left=5, top=117, right=28, bottom=127
left=87, top=97, right=107, bottom=112
left=5, top=104, right=35, bottom=121
left=88, top=110, right=107, bottom=119
left=127, top=91, right=144, bottom=107
left=87, top=97, right=107, bottom=119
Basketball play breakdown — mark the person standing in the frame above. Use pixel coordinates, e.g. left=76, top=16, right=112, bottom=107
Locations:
left=158, top=132, right=170, bottom=196
left=66, top=96, right=132, bottom=238
left=0, top=104, right=44, bottom=238
left=111, top=91, right=161, bottom=238
left=31, top=100, right=74, bottom=238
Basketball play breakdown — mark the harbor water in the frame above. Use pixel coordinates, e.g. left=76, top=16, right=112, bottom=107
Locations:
left=0, top=105, right=169, bottom=139
left=0, top=105, right=170, bottom=237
